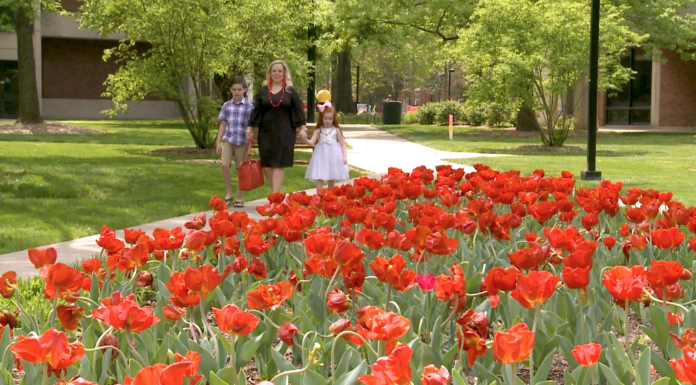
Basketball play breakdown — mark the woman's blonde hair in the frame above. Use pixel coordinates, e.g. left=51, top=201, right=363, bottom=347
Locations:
left=262, top=60, right=293, bottom=87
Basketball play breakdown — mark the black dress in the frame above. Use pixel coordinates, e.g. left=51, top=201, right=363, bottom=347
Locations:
left=248, top=86, right=307, bottom=168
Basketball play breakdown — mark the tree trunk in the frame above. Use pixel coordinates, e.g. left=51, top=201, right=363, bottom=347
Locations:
left=15, top=4, right=42, bottom=124
left=334, top=51, right=356, bottom=114
left=516, top=103, right=539, bottom=132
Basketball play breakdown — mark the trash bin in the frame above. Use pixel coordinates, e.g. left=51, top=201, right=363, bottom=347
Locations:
left=382, top=101, right=402, bottom=125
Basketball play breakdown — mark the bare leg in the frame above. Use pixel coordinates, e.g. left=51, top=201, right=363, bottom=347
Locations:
left=316, top=180, right=323, bottom=195
left=221, top=163, right=233, bottom=200
left=263, top=167, right=273, bottom=191
left=235, top=166, right=243, bottom=202
left=328, top=180, right=336, bottom=189
left=271, top=168, right=285, bottom=193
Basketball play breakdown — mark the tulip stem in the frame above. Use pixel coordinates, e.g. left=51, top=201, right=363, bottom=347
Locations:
left=41, top=363, right=49, bottom=385
left=249, top=310, right=281, bottom=329
left=623, top=301, right=634, bottom=367
left=49, top=294, right=59, bottom=328
left=271, top=359, right=315, bottom=383
left=330, top=331, right=378, bottom=376
left=83, top=346, right=129, bottom=368
left=385, top=285, right=392, bottom=312
left=644, top=289, right=689, bottom=312
left=590, top=365, right=595, bottom=385
left=440, top=296, right=459, bottom=329
left=579, top=290, right=585, bottom=344
left=530, top=305, right=540, bottom=384
left=126, top=331, right=147, bottom=366
left=229, top=333, right=237, bottom=385
left=199, top=294, right=220, bottom=358
left=12, top=290, right=38, bottom=332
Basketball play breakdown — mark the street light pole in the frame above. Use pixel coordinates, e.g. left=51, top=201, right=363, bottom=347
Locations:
left=581, top=0, right=601, bottom=180
left=356, top=65, right=360, bottom=104
left=448, top=68, right=454, bottom=100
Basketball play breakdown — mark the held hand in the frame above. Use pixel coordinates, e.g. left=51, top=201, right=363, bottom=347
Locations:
left=215, top=143, right=221, bottom=156
left=343, top=155, right=347, bottom=164
left=297, top=128, right=308, bottom=141
left=246, top=128, right=254, bottom=141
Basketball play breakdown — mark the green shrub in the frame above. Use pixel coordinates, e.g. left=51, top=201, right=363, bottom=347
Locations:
left=465, top=103, right=486, bottom=126
left=402, top=112, right=420, bottom=124
left=434, top=100, right=466, bottom=125
left=417, top=103, right=437, bottom=125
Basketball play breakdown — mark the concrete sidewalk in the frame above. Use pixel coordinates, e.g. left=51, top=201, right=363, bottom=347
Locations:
left=2, top=124, right=503, bottom=278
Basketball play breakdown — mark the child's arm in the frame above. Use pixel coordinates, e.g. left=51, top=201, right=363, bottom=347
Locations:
left=306, top=129, right=319, bottom=146
left=215, top=121, right=226, bottom=155
left=337, top=130, right=348, bottom=164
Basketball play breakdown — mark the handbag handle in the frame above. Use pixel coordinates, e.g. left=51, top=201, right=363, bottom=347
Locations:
left=246, top=140, right=258, bottom=161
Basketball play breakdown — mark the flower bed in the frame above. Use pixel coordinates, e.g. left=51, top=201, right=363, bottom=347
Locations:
left=2, top=164, right=696, bottom=385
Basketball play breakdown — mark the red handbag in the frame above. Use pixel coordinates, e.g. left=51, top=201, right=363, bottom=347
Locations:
left=238, top=141, right=264, bottom=191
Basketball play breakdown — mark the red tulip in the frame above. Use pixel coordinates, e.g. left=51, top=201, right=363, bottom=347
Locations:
left=244, top=233, right=270, bottom=255
left=332, top=239, right=366, bottom=265
left=10, top=328, right=85, bottom=377
left=670, top=347, right=696, bottom=384
left=417, top=273, right=436, bottom=291
left=117, top=244, right=150, bottom=271
left=247, top=257, right=267, bottom=279
left=166, top=272, right=200, bottom=307
left=28, top=247, right=57, bottom=269
left=96, top=225, right=125, bottom=253
left=508, top=247, right=545, bottom=271
left=484, top=267, right=522, bottom=295
left=124, top=228, right=146, bottom=244
left=246, top=281, right=294, bottom=310
left=493, top=323, right=535, bottom=364
left=602, top=265, right=647, bottom=303
left=56, top=304, right=84, bottom=331
left=0, top=271, right=17, bottom=298
left=603, top=236, right=617, bottom=250
left=357, top=306, right=410, bottom=354
left=124, top=361, right=203, bottom=385
left=183, top=265, right=232, bottom=296
left=358, top=345, right=412, bottom=385
left=435, top=264, right=466, bottom=309
left=232, top=256, right=248, bottom=273
left=327, top=288, right=351, bottom=314
left=92, top=292, right=160, bottom=333
left=212, top=304, right=259, bottom=336
left=671, top=329, right=696, bottom=351
left=184, top=213, right=207, bottom=230
left=572, top=343, right=602, bottom=366
left=153, top=227, right=185, bottom=250
left=668, top=311, right=684, bottom=327
left=44, top=263, right=85, bottom=302
left=174, top=351, right=201, bottom=378
left=278, top=322, right=299, bottom=346
left=562, top=266, right=591, bottom=289
left=209, top=196, right=228, bottom=211
left=184, top=230, right=207, bottom=253
left=511, top=271, right=559, bottom=309
left=81, top=258, right=102, bottom=275
left=329, top=319, right=363, bottom=346
left=162, top=305, right=186, bottom=321
left=420, top=364, right=449, bottom=385
left=370, top=254, right=417, bottom=292
left=647, top=260, right=684, bottom=287
left=652, top=227, right=685, bottom=250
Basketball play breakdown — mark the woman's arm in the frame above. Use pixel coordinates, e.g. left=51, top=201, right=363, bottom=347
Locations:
left=247, top=91, right=262, bottom=141
left=215, top=121, right=226, bottom=155
left=337, top=130, right=348, bottom=164
left=289, top=87, right=308, bottom=140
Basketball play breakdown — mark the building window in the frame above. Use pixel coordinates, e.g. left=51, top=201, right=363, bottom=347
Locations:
left=0, top=61, right=18, bottom=119
left=605, top=48, right=651, bottom=125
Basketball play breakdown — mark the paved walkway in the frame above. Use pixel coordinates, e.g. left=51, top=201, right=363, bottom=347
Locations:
left=2, top=124, right=504, bottom=278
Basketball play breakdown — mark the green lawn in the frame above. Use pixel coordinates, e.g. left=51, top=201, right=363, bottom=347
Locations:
left=379, top=124, right=696, bottom=206
left=0, top=120, right=360, bottom=254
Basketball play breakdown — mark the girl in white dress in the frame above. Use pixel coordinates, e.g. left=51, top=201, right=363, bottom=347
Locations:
left=305, top=102, right=349, bottom=194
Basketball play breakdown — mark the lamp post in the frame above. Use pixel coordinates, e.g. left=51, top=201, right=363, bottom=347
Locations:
left=448, top=68, right=455, bottom=100
left=581, top=0, right=601, bottom=180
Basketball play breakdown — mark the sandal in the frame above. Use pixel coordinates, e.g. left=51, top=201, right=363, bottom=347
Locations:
left=234, top=201, right=244, bottom=208
left=224, top=198, right=233, bottom=206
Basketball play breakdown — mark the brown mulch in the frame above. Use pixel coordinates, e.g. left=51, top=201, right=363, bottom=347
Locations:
left=0, top=122, right=105, bottom=135
left=506, top=145, right=586, bottom=153
left=456, top=127, right=622, bottom=139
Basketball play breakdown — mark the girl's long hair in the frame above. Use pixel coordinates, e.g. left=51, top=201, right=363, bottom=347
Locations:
left=317, top=106, right=343, bottom=136
left=262, top=60, right=293, bottom=87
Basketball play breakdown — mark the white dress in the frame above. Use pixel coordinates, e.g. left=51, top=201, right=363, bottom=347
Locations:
left=305, top=126, right=350, bottom=181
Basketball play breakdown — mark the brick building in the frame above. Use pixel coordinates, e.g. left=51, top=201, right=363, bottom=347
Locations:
left=0, top=1, right=179, bottom=119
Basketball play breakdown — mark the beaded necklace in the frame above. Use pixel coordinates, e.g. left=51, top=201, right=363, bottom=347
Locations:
left=269, top=79, right=286, bottom=108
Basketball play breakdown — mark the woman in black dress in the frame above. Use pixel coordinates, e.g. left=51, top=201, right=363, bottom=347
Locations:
left=247, top=60, right=308, bottom=193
